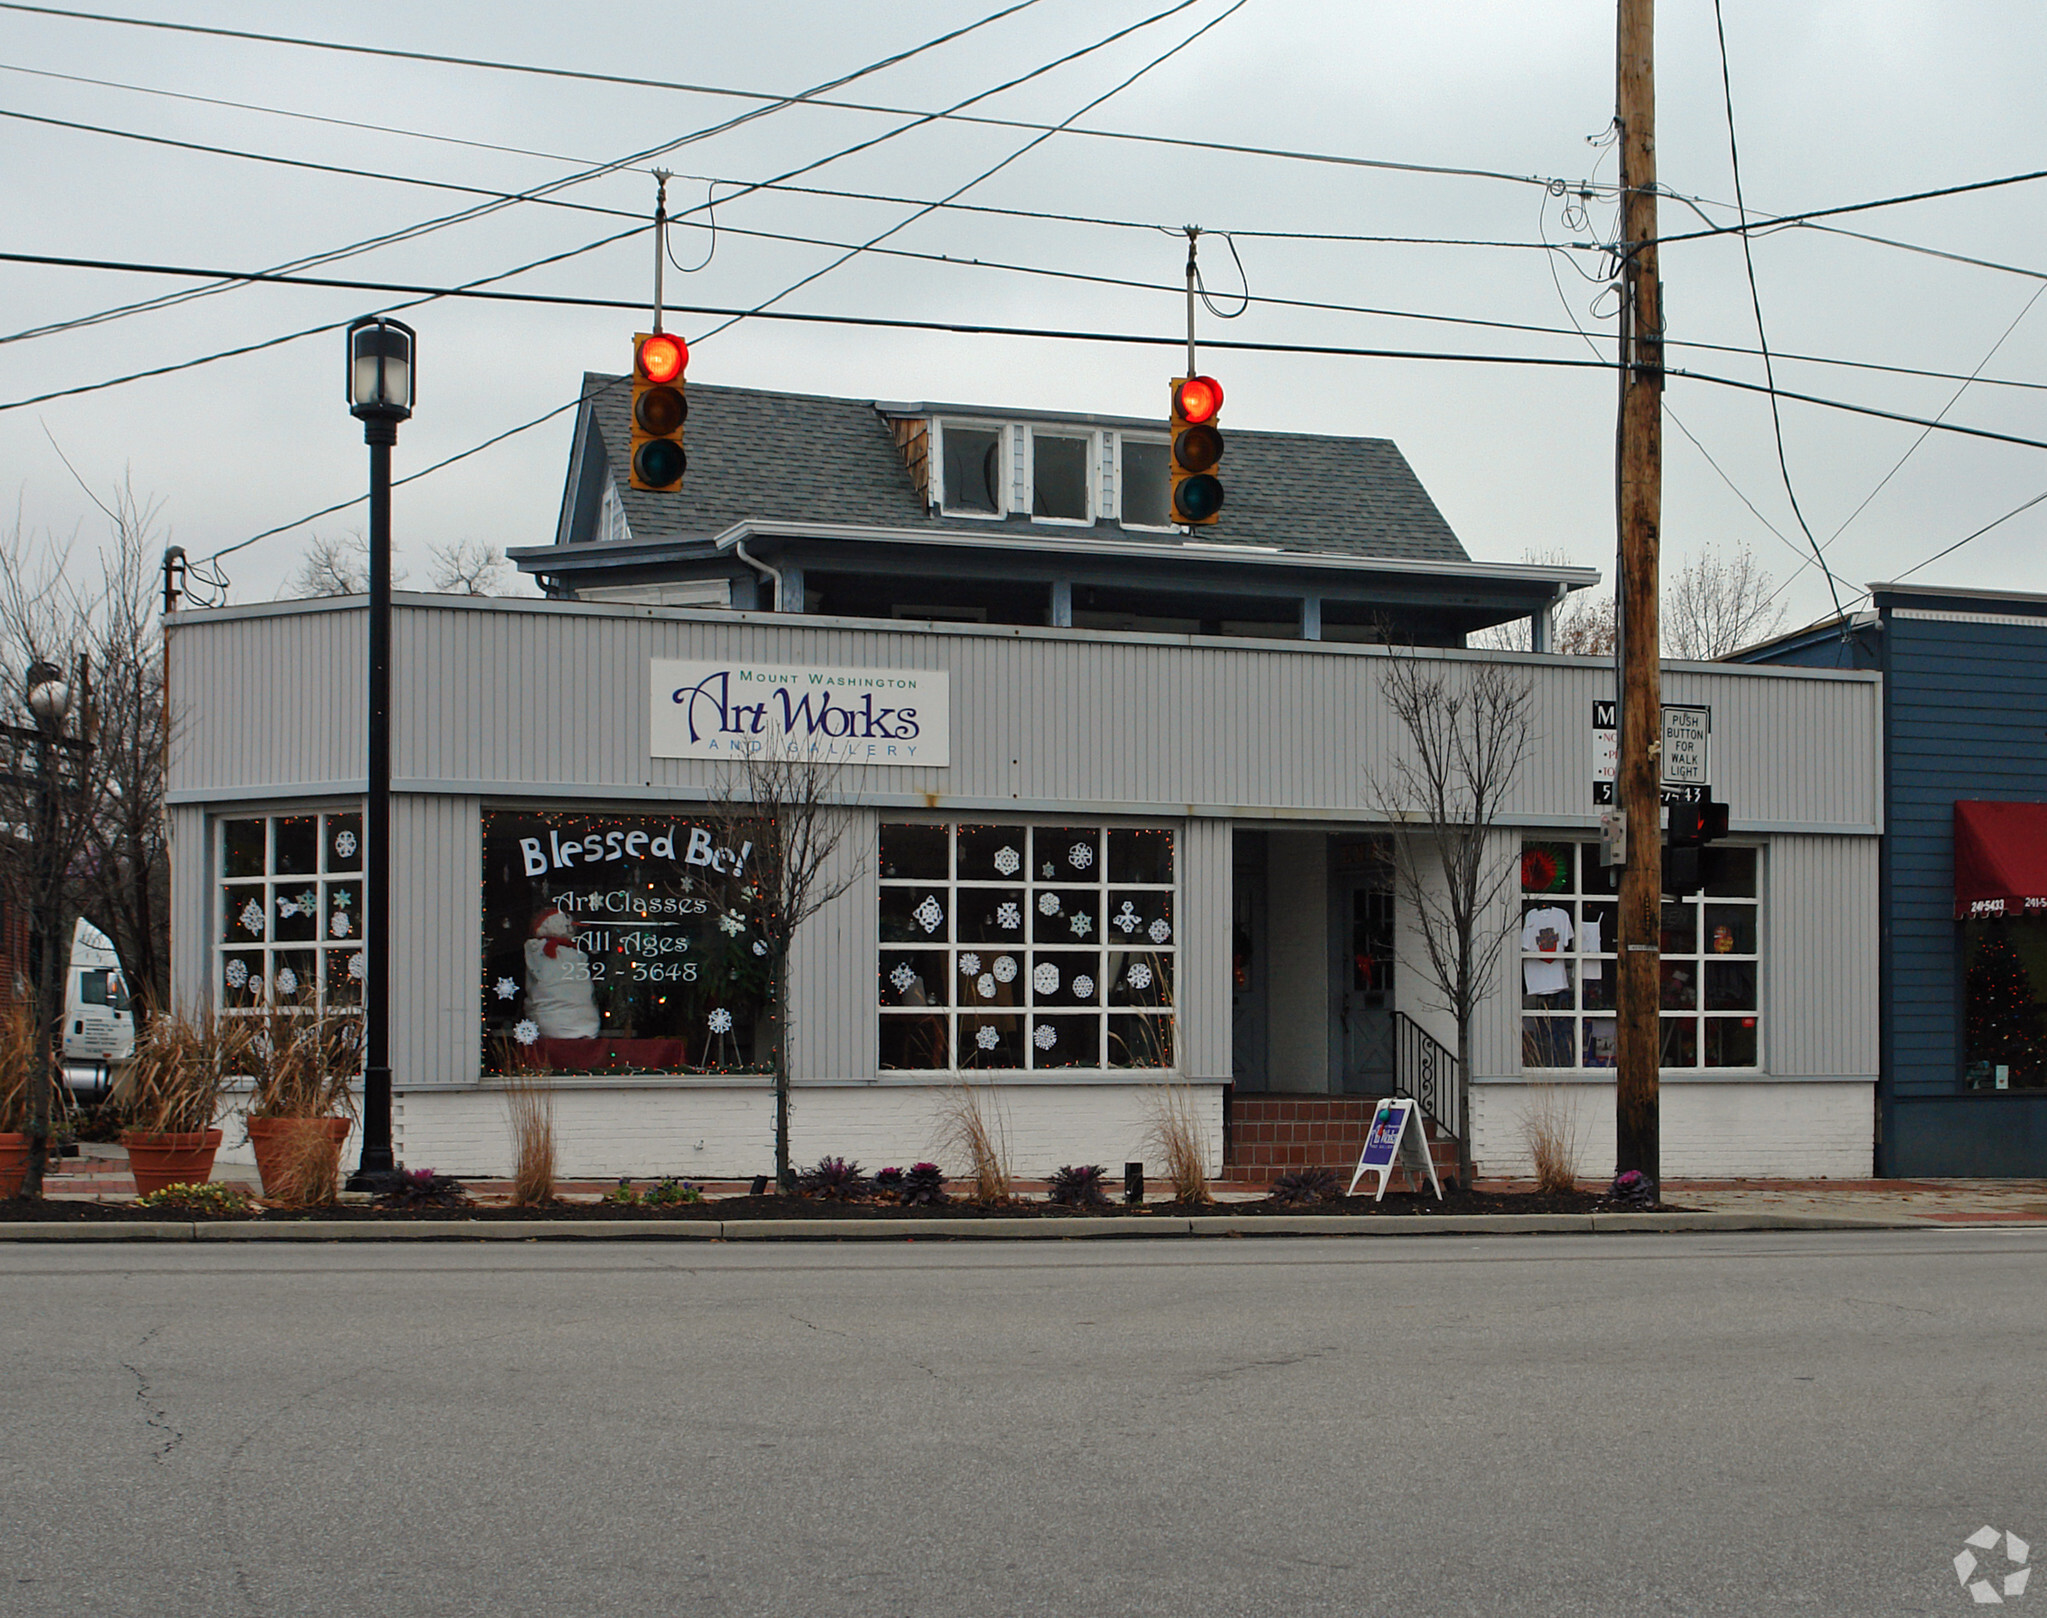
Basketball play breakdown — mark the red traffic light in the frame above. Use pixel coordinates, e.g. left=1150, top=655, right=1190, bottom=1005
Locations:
left=637, top=332, right=687, bottom=384
left=1175, top=375, right=1223, bottom=425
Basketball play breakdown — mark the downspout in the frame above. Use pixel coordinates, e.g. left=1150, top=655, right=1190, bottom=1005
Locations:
left=731, top=538, right=783, bottom=613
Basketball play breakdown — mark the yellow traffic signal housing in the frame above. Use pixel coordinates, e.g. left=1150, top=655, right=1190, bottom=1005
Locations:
left=629, top=331, right=689, bottom=492
left=1169, top=375, right=1224, bottom=524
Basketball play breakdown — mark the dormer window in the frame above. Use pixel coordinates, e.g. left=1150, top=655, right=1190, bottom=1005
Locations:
left=1029, top=431, right=1092, bottom=523
left=1119, top=436, right=1173, bottom=529
left=938, top=421, right=1006, bottom=517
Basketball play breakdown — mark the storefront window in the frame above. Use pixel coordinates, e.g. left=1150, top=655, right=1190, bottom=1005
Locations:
left=1963, top=918, right=2047, bottom=1090
left=878, top=822, right=1175, bottom=1072
left=480, top=810, right=772, bottom=1076
left=1519, top=840, right=1762, bottom=1071
left=217, top=810, right=364, bottom=1008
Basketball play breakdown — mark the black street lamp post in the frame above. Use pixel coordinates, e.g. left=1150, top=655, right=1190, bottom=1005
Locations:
left=344, top=316, right=413, bottom=1188
left=15, top=660, right=84, bottom=1199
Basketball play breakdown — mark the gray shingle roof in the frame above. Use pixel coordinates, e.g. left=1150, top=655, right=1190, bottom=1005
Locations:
left=577, top=375, right=1469, bottom=562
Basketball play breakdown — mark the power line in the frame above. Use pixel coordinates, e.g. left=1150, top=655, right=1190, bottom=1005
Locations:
left=1, top=0, right=1063, bottom=347
left=1889, top=486, right=2047, bottom=583
left=689, top=0, right=1245, bottom=346
left=1653, top=165, right=2047, bottom=249
left=12, top=247, right=2047, bottom=465
left=1710, top=0, right=1845, bottom=627
left=0, top=0, right=1571, bottom=192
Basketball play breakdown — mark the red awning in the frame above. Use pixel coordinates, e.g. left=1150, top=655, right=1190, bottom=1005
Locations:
left=1954, top=801, right=2047, bottom=919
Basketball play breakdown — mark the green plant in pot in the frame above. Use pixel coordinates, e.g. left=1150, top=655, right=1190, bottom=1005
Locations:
left=242, top=998, right=360, bottom=1206
left=118, top=1006, right=247, bottom=1197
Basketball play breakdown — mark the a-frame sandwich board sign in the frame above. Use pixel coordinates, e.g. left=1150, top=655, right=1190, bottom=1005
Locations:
left=1345, top=1096, right=1443, bottom=1202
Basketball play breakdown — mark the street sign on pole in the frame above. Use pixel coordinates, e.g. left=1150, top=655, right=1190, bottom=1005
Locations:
left=1593, top=701, right=1711, bottom=806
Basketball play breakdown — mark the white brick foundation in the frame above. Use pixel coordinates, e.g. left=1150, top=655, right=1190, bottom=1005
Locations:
left=1470, top=1078, right=1875, bottom=1180
left=385, top=1080, right=1225, bottom=1182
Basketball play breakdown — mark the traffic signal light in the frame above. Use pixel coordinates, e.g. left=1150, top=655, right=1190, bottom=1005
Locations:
left=629, top=331, right=689, bottom=492
left=1663, top=798, right=1729, bottom=895
left=1169, top=375, right=1225, bottom=525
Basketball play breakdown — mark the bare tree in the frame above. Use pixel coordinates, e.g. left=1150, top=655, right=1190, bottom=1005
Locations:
left=1665, top=542, right=1787, bottom=660
left=284, top=532, right=389, bottom=598
left=710, top=739, right=863, bottom=1187
left=1369, top=649, right=1535, bottom=1187
left=428, top=539, right=511, bottom=596
left=1471, top=549, right=1615, bottom=655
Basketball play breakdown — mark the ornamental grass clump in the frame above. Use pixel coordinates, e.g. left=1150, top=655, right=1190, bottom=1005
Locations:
left=1269, top=1167, right=1342, bottom=1206
left=257, top=1119, right=343, bottom=1207
left=1142, top=1083, right=1213, bottom=1205
left=936, top=1087, right=1012, bottom=1204
left=243, top=997, right=360, bottom=1122
left=797, top=1155, right=870, bottom=1201
left=1520, top=1083, right=1583, bottom=1194
left=502, top=1071, right=557, bottom=1207
left=122, top=1006, right=250, bottom=1136
left=0, top=995, right=34, bottom=1135
left=1048, top=1163, right=1111, bottom=1208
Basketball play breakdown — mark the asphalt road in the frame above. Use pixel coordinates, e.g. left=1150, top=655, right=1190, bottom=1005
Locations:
left=2, top=1229, right=2040, bottom=1617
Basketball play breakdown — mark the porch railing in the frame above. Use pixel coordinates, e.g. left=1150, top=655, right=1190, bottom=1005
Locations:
left=1391, top=1011, right=1461, bottom=1139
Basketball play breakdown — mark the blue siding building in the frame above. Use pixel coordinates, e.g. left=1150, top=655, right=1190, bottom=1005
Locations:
left=1744, top=584, right=2047, bottom=1175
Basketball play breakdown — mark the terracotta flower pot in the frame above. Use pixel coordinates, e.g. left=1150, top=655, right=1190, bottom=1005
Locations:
left=0, top=1132, right=28, bottom=1200
left=122, top=1129, right=224, bottom=1197
left=247, top=1116, right=352, bottom=1199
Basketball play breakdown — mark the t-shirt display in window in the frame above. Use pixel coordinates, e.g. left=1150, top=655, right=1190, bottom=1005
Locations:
left=1521, top=905, right=1574, bottom=995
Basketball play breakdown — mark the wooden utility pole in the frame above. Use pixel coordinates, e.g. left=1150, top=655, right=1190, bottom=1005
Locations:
left=1615, top=0, right=1663, bottom=1185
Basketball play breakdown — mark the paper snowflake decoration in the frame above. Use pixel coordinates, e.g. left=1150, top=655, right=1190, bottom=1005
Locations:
left=494, top=977, right=519, bottom=1000
left=1072, top=974, right=1095, bottom=1000
left=1037, top=892, right=1061, bottom=916
left=752, top=940, right=769, bottom=957
left=1112, top=901, right=1141, bottom=935
left=718, top=911, right=746, bottom=936
left=996, top=902, right=1021, bottom=931
left=1148, top=917, right=1172, bottom=943
left=976, top=973, right=996, bottom=999
left=1032, top=962, right=1060, bottom=995
left=332, top=888, right=353, bottom=909
left=958, top=952, right=981, bottom=977
left=274, top=966, right=299, bottom=997
left=912, top=895, right=944, bottom=934
left=1069, top=913, right=1092, bottom=938
left=223, top=958, right=249, bottom=989
left=329, top=912, right=352, bottom=938
left=1067, top=842, right=1094, bottom=871
left=276, top=888, right=317, bottom=920
left=992, top=954, right=1018, bottom=983
left=1042, top=862, right=1055, bottom=879
left=889, top=962, right=918, bottom=995
left=993, top=845, right=1021, bottom=876
left=976, top=1024, right=1000, bottom=1050
left=347, top=953, right=366, bottom=981
left=513, top=1018, right=539, bottom=1046
left=333, top=828, right=358, bottom=860
left=1032, top=1023, right=1057, bottom=1051
left=1126, top=962, right=1154, bottom=991
left=707, top=1007, right=734, bottom=1034
left=238, top=899, right=265, bottom=936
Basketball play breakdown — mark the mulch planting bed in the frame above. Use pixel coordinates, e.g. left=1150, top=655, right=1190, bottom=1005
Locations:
left=1, top=1186, right=1665, bottom=1221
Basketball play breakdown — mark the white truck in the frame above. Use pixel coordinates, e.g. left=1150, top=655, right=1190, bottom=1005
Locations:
left=62, top=918, right=134, bottom=1092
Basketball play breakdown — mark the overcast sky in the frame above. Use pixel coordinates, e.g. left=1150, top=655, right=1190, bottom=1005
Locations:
left=4, top=0, right=2045, bottom=627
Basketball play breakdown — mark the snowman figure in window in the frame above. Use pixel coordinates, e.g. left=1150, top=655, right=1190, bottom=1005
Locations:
left=525, top=907, right=600, bottom=1040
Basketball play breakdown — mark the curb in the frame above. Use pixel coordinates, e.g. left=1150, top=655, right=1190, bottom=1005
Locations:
left=0, top=1210, right=1951, bottom=1243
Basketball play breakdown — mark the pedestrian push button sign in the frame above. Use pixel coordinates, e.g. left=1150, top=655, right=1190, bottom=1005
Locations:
left=1592, top=701, right=1711, bottom=806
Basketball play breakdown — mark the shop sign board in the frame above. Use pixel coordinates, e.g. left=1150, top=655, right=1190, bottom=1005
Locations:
left=1592, top=700, right=1711, bottom=806
left=1345, top=1096, right=1442, bottom=1202
left=651, top=660, right=949, bottom=765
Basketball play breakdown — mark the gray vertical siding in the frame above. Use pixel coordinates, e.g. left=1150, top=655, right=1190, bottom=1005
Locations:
left=165, top=596, right=1882, bottom=1092
left=391, top=794, right=480, bottom=1087
left=1766, top=834, right=1879, bottom=1077
left=168, top=802, right=211, bottom=1009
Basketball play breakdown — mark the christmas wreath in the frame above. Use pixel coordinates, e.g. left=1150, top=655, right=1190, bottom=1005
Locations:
left=1521, top=847, right=1563, bottom=892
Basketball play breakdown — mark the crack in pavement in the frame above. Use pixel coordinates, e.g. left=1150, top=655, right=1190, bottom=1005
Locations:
left=121, top=1327, right=183, bottom=1464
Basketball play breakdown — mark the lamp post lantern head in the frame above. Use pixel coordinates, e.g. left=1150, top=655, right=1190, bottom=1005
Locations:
left=346, top=316, right=416, bottom=423
left=24, top=659, right=70, bottom=729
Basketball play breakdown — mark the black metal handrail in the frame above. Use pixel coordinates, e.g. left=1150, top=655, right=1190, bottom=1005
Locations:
left=1391, top=1011, right=1460, bottom=1139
